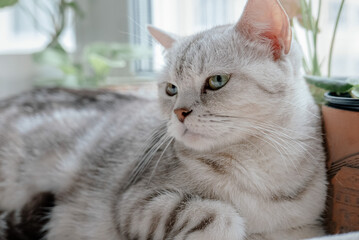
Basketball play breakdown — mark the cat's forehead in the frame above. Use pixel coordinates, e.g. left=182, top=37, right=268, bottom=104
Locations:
left=166, top=25, right=236, bottom=82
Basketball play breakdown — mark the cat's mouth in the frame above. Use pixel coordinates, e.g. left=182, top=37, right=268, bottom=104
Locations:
left=176, top=126, right=216, bottom=151
left=170, top=122, right=214, bottom=150
left=182, top=128, right=206, bottom=138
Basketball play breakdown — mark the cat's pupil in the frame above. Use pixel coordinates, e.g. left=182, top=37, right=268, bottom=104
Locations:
left=207, top=74, right=230, bottom=90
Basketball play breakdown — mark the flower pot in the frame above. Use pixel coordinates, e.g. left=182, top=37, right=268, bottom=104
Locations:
left=322, top=93, right=359, bottom=234
left=324, top=92, right=359, bottom=112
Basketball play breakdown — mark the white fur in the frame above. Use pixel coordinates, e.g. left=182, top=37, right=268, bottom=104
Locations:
left=0, top=0, right=327, bottom=239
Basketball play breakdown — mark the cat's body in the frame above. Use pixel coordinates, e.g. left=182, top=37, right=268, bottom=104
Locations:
left=0, top=88, right=162, bottom=239
left=0, top=0, right=327, bottom=239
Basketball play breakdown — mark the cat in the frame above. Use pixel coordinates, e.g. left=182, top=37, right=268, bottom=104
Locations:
left=0, top=0, right=327, bottom=239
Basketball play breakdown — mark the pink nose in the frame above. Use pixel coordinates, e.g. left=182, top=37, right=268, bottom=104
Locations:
left=174, top=108, right=192, bottom=122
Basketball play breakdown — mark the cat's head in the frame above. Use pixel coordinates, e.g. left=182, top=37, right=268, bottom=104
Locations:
left=149, top=0, right=305, bottom=152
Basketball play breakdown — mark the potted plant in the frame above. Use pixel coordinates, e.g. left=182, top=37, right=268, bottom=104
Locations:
left=307, top=75, right=359, bottom=234
left=283, top=0, right=359, bottom=234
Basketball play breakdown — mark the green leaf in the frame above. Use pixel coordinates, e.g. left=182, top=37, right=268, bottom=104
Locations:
left=351, top=86, right=359, bottom=99
left=59, top=64, right=79, bottom=75
left=33, top=47, right=70, bottom=67
left=304, top=75, right=353, bottom=93
left=88, top=54, right=112, bottom=76
left=346, top=77, right=359, bottom=87
left=85, top=42, right=152, bottom=62
left=33, top=46, right=81, bottom=79
left=0, top=0, right=18, bottom=8
left=85, top=42, right=152, bottom=77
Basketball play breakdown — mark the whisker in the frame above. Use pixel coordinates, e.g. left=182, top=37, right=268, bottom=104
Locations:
left=127, top=15, right=154, bottom=46
left=211, top=112, right=320, bottom=141
left=251, top=132, right=290, bottom=172
left=124, top=122, right=169, bottom=189
left=281, top=99, right=320, bottom=119
left=250, top=123, right=317, bottom=160
left=148, top=137, right=174, bottom=183
left=220, top=121, right=315, bottom=173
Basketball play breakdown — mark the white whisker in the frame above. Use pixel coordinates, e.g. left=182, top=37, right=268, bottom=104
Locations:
left=148, top=137, right=174, bottom=183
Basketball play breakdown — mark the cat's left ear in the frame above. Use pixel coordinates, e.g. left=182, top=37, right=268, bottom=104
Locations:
left=236, top=0, right=292, bottom=60
left=147, top=25, right=177, bottom=49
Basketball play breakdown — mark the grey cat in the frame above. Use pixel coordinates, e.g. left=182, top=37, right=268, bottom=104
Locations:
left=0, top=0, right=327, bottom=239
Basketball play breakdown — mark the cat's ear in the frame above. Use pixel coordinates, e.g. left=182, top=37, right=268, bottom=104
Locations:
left=147, top=25, right=177, bottom=49
left=236, top=0, right=292, bottom=60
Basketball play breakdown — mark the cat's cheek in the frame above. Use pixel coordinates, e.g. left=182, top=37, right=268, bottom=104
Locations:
left=158, top=97, right=175, bottom=119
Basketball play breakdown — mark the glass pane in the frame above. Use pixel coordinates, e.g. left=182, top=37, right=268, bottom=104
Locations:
left=131, top=0, right=359, bottom=77
left=150, top=0, right=245, bottom=72
left=0, top=0, right=75, bottom=54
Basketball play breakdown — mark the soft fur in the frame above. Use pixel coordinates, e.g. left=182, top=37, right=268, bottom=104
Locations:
left=0, top=0, right=326, bottom=239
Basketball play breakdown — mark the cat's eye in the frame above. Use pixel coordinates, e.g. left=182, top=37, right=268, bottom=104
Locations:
left=166, top=83, right=178, bottom=96
left=207, top=74, right=230, bottom=90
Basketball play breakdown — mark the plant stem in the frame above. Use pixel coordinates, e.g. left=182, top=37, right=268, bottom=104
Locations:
left=311, top=0, right=321, bottom=76
left=328, top=0, right=345, bottom=77
left=47, top=0, right=66, bottom=48
left=293, top=25, right=310, bottom=74
left=302, top=58, right=310, bottom=74
left=314, top=0, right=322, bottom=32
left=300, top=0, right=313, bottom=74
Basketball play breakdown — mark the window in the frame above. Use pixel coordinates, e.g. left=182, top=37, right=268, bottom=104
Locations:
left=131, top=0, right=359, bottom=77
left=0, top=0, right=75, bottom=54
left=329, top=1, right=347, bottom=25
left=130, top=0, right=245, bottom=73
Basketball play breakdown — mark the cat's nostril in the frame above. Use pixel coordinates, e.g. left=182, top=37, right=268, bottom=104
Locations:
left=174, top=108, right=192, bottom=123
left=182, top=110, right=192, bottom=117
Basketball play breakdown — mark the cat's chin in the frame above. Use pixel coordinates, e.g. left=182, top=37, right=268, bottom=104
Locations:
left=175, top=129, right=217, bottom=152
left=169, top=123, right=227, bottom=151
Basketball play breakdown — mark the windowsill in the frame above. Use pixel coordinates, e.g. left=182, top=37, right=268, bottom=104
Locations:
left=104, top=75, right=158, bottom=99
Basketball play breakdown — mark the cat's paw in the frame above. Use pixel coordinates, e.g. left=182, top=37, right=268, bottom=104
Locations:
left=182, top=214, right=245, bottom=240
left=172, top=199, right=246, bottom=240
left=120, top=190, right=246, bottom=240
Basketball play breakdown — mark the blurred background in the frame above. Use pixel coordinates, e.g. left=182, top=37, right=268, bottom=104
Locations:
left=0, top=0, right=358, bottom=100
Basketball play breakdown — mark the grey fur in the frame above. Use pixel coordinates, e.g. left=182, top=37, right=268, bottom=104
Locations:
left=0, top=6, right=326, bottom=240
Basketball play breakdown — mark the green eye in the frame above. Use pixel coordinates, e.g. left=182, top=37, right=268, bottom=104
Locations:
left=207, top=74, right=230, bottom=90
left=166, top=83, right=178, bottom=96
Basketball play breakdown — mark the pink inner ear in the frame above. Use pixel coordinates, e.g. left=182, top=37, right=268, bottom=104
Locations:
left=236, top=0, right=292, bottom=60
left=261, top=32, right=282, bottom=60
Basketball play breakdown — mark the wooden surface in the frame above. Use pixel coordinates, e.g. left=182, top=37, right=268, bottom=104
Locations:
left=322, top=106, right=359, bottom=234
left=330, top=167, right=359, bottom=234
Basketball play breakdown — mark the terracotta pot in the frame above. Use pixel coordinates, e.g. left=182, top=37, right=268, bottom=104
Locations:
left=323, top=105, right=359, bottom=173
left=322, top=97, right=359, bottom=234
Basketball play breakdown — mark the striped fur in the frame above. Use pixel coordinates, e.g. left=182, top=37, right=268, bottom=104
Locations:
left=0, top=0, right=327, bottom=239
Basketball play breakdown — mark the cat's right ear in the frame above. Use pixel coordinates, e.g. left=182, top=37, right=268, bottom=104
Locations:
left=236, top=0, right=292, bottom=60
left=147, top=25, right=177, bottom=49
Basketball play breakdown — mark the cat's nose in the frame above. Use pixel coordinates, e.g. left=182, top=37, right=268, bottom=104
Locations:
left=174, top=108, right=192, bottom=123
